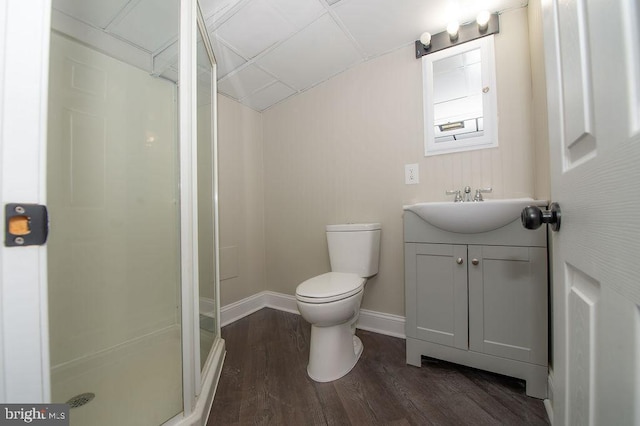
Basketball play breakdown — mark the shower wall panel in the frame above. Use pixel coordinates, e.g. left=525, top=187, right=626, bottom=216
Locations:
left=47, top=32, right=180, bottom=368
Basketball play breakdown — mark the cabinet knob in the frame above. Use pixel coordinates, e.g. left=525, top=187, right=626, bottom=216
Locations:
left=472, top=258, right=479, bottom=265
left=456, top=257, right=464, bottom=265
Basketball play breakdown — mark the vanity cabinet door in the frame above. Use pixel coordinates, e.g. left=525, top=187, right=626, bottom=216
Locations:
left=468, top=245, right=548, bottom=365
left=405, top=243, right=468, bottom=350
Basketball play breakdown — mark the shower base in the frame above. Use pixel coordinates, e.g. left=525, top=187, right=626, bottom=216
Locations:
left=51, top=326, right=182, bottom=426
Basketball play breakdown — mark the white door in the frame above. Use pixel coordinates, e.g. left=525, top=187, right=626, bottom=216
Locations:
left=542, top=0, right=640, bottom=424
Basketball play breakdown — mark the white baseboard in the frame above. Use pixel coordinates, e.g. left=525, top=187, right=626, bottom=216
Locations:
left=357, top=308, right=406, bottom=338
left=220, top=292, right=265, bottom=327
left=221, top=291, right=406, bottom=339
left=264, top=291, right=299, bottom=314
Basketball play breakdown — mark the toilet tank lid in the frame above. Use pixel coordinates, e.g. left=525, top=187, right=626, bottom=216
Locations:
left=326, top=223, right=381, bottom=232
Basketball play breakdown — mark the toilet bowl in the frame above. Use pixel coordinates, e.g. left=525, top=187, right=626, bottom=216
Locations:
left=296, top=272, right=365, bottom=382
left=295, top=223, right=381, bottom=382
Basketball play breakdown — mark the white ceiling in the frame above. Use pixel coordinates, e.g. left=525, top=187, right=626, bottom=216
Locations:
left=209, top=0, right=529, bottom=111
left=52, top=0, right=528, bottom=112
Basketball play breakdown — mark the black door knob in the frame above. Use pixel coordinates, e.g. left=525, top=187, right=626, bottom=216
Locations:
left=521, top=202, right=561, bottom=232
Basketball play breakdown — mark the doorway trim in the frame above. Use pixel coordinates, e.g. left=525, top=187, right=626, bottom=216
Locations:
left=0, top=0, right=52, bottom=403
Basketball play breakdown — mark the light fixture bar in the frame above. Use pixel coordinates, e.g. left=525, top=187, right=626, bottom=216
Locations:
left=415, top=13, right=499, bottom=59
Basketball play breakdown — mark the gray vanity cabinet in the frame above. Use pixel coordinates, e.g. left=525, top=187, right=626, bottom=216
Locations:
left=405, top=243, right=469, bottom=350
left=404, top=211, right=548, bottom=398
left=467, top=245, right=548, bottom=366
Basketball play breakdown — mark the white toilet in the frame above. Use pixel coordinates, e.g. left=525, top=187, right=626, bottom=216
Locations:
left=295, top=223, right=381, bottom=382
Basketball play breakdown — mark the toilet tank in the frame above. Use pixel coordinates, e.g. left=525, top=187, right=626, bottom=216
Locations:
left=326, top=223, right=381, bottom=278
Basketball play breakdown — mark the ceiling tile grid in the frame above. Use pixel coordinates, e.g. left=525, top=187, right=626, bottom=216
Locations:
left=332, top=0, right=441, bottom=58
left=211, top=40, right=247, bottom=78
left=53, top=0, right=131, bottom=29
left=54, top=0, right=529, bottom=112
left=255, top=13, right=363, bottom=91
left=241, top=81, right=297, bottom=111
left=108, top=0, right=180, bottom=53
left=217, top=64, right=278, bottom=99
left=52, top=0, right=182, bottom=80
left=209, top=0, right=365, bottom=111
left=214, top=0, right=297, bottom=59
left=269, top=0, right=326, bottom=30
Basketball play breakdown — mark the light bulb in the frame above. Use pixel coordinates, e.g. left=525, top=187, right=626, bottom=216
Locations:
left=447, top=21, right=459, bottom=41
left=477, top=11, right=490, bottom=31
left=420, top=32, right=432, bottom=48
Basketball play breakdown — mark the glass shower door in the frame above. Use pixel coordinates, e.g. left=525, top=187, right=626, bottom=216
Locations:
left=46, top=2, right=183, bottom=424
left=2, top=0, right=222, bottom=420
left=196, top=17, right=218, bottom=371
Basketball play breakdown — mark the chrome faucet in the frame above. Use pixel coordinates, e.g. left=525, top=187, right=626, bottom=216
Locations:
left=446, top=186, right=492, bottom=202
left=463, top=186, right=472, bottom=202
left=473, top=187, right=493, bottom=201
left=445, top=189, right=463, bottom=202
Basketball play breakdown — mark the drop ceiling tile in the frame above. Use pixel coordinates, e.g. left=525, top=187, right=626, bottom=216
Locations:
left=109, top=0, right=179, bottom=53
left=333, top=0, right=440, bottom=57
left=256, top=14, right=362, bottom=91
left=217, top=64, right=276, bottom=100
left=241, top=81, right=296, bottom=111
left=199, top=0, right=242, bottom=21
left=209, top=38, right=247, bottom=79
left=52, top=0, right=130, bottom=28
left=215, top=0, right=295, bottom=59
left=270, top=0, right=325, bottom=30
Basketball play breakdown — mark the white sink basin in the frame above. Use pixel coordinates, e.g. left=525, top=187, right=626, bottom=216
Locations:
left=403, top=198, right=548, bottom=234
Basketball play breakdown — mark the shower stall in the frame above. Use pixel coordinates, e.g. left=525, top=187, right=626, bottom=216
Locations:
left=0, top=1, right=224, bottom=425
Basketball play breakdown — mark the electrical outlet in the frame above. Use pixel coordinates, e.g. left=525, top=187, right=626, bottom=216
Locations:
left=405, top=164, right=419, bottom=185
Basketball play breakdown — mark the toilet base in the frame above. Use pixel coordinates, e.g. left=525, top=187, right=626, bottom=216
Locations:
left=307, top=323, right=364, bottom=382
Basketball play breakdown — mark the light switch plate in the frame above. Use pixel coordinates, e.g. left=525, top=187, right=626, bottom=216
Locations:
left=405, top=164, right=419, bottom=184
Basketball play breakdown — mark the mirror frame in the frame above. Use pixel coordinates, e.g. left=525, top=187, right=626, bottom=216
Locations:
left=423, top=35, right=498, bottom=156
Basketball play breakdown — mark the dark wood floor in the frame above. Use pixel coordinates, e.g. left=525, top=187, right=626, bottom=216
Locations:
left=208, top=308, right=549, bottom=426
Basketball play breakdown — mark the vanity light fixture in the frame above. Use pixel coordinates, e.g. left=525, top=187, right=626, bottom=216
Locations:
left=415, top=13, right=499, bottom=58
left=447, top=21, right=459, bottom=41
left=420, top=32, right=432, bottom=48
left=477, top=11, right=491, bottom=31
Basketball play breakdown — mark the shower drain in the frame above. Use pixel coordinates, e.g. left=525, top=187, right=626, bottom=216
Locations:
left=66, top=392, right=95, bottom=409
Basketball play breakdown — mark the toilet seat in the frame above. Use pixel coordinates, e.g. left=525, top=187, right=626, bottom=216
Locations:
left=296, top=272, right=365, bottom=304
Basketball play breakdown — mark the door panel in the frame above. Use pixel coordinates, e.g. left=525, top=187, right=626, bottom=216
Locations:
left=566, top=263, right=599, bottom=425
left=543, top=0, right=640, bottom=423
left=557, top=0, right=596, bottom=169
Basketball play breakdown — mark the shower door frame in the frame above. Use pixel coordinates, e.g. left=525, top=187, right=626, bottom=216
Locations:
left=0, top=0, right=223, bottom=421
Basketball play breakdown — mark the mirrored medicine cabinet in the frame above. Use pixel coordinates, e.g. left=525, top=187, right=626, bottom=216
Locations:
left=422, top=35, right=498, bottom=156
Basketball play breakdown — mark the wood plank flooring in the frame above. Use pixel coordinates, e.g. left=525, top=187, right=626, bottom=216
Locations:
left=208, top=308, right=549, bottom=426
